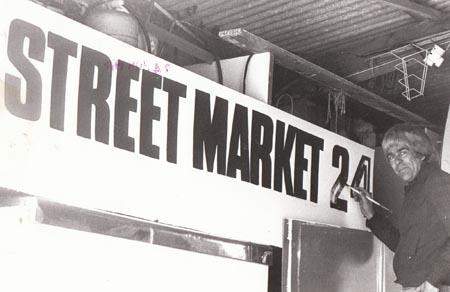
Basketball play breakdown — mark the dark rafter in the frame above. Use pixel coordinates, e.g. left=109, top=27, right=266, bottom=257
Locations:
left=323, top=18, right=450, bottom=82
left=376, top=0, right=442, bottom=19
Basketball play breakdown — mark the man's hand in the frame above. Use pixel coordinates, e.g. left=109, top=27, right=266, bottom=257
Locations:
left=417, top=281, right=439, bottom=292
left=352, top=187, right=375, bottom=220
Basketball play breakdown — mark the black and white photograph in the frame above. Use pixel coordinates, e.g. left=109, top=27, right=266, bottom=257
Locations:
left=1, top=0, right=450, bottom=291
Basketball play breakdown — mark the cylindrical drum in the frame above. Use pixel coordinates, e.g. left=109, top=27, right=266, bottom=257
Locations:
left=83, top=9, right=140, bottom=48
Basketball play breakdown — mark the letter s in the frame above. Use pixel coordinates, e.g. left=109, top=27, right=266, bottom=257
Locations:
left=5, top=19, right=45, bottom=121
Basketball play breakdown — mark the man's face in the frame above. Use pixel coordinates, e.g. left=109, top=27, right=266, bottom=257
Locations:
left=385, top=141, right=424, bottom=183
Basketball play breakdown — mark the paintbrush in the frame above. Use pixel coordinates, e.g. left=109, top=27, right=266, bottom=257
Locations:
left=330, top=174, right=392, bottom=213
left=347, top=186, right=392, bottom=213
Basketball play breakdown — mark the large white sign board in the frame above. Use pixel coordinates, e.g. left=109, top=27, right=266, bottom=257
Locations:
left=0, top=0, right=374, bottom=247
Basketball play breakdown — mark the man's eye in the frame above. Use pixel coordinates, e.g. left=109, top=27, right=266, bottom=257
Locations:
left=400, top=149, right=410, bottom=156
left=387, top=154, right=394, bottom=161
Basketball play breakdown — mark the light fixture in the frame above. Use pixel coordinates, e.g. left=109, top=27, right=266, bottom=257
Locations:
left=390, top=46, right=428, bottom=101
left=424, top=45, right=445, bottom=67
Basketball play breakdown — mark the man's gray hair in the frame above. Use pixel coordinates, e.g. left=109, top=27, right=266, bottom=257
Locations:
left=382, top=123, right=440, bottom=163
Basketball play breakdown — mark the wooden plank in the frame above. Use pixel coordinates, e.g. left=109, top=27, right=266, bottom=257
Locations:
left=145, top=22, right=215, bottom=64
left=376, top=0, right=442, bottom=19
left=219, top=28, right=433, bottom=126
left=152, top=2, right=207, bottom=48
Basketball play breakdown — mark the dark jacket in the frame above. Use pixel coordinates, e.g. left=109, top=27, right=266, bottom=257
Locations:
left=367, top=162, right=450, bottom=287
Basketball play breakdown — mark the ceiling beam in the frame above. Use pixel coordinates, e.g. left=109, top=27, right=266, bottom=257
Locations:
left=322, top=18, right=450, bottom=82
left=144, top=22, right=215, bottom=64
left=375, top=0, right=442, bottom=19
left=219, top=28, right=433, bottom=126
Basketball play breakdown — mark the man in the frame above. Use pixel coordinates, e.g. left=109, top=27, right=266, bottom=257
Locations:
left=355, top=123, right=450, bottom=292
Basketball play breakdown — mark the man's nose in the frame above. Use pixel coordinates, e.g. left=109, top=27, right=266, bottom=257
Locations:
left=394, top=154, right=405, bottom=165
left=390, top=155, right=403, bottom=166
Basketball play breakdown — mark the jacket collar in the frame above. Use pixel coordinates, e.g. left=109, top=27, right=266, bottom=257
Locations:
left=404, top=161, right=438, bottom=194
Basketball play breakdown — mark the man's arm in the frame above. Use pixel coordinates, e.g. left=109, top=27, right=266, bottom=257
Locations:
left=426, top=239, right=450, bottom=287
left=366, top=212, right=400, bottom=252
left=353, top=187, right=400, bottom=252
left=426, top=173, right=450, bottom=287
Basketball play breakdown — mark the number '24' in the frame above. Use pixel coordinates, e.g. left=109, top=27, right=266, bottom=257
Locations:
left=331, top=145, right=371, bottom=212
